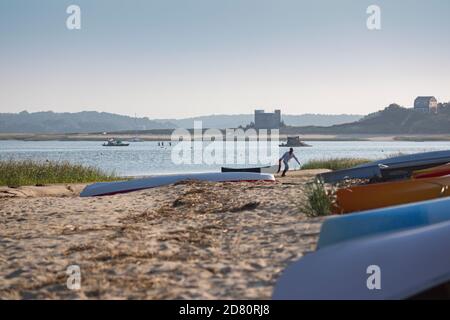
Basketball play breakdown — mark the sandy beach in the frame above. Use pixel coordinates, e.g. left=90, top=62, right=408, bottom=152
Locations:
left=0, top=169, right=329, bottom=299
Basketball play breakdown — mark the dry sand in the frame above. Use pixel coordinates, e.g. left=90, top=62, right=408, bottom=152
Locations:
left=0, top=169, right=330, bottom=299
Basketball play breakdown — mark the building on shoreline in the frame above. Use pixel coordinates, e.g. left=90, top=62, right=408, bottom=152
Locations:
left=414, top=96, right=438, bottom=113
left=254, top=109, right=281, bottom=129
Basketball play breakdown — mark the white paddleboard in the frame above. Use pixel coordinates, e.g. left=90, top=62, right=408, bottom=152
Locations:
left=80, top=172, right=275, bottom=197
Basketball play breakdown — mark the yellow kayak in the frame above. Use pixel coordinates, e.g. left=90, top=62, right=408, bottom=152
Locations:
left=412, top=163, right=450, bottom=179
left=333, top=175, right=450, bottom=214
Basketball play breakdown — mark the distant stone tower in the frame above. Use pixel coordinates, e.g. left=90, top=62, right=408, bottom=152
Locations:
left=414, top=96, right=438, bottom=113
left=254, top=109, right=281, bottom=129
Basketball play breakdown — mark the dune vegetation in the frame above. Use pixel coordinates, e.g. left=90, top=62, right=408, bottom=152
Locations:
left=301, top=179, right=337, bottom=217
left=301, top=158, right=371, bottom=171
left=0, top=160, right=118, bottom=187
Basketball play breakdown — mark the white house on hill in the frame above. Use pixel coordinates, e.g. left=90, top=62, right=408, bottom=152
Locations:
left=414, top=96, right=438, bottom=113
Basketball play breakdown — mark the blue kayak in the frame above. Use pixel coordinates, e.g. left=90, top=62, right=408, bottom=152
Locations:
left=319, top=149, right=450, bottom=183
left=273, top=220, right=450, bottom=300
left=354, top=149, right=450, bottom=169
left=317, top=197, right=450, bottom=250
left=318, top=165, right=382, bottom=184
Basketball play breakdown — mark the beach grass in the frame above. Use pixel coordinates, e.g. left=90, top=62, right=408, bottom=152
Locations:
left=301, top=179, right=337, bottom=217
left=0, top=159, right=118, bottom=187
left=301, top=157, right=371, bottom=171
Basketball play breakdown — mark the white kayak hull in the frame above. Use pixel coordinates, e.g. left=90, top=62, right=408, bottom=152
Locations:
left=80, top=172, right=275, bottom=197
left=273, top=220, right=450, bottom=300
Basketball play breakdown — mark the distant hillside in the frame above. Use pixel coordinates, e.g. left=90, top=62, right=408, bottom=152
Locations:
left=285, top=103, right=450, bottom=134
left=157, top=113, right=363, bottom=128
left=284, top=114, right=363, bottom=127
left=0, top=111, right=176, bottom=133
left=4, top=106, right=449, bottom=134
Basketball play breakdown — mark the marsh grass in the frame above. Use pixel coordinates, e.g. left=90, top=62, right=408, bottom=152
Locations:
left=0, top=159, right=118, bottom=187
left=301, top=178, right=337, bottom=217
left=301, top=158, right=371, bottom=171
left=300, top=154, right=409, bottom=216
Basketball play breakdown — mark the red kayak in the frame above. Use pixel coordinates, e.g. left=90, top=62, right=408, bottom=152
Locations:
left=412, top=163, right=450, bottom=179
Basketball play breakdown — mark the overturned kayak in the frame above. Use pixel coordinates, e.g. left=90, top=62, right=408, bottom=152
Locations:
left=221, top=165, right=277, bottom=174
left=333, top=174, right=450, bottom=214
left=318, top=165, right=382, bottom=183
left=355, top=149, right=450, bottom=169
left=221, top=165, right=297, bottom=174
left=319, top=149, right=450, bottom=183
left=80, top=172, right=275, bottom=197
left=273, top=221, right=450, bottom=300
left=412, top=163, right=450, bottom=179
left=318, top=197, right=450, bottom=250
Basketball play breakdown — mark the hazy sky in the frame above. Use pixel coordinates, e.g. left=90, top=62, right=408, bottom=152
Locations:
left=1, top=0, right=449, bottom=118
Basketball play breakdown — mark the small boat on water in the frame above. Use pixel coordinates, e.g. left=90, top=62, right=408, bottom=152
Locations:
left=279, top=136, right=311, bottom=147
left=317, top=196, right=450, bottom=250
left=80, top=172, right=275, bottom=197
left=102, top=139, right=130, bottom=147
left=273, top=220, right=450, bottom=299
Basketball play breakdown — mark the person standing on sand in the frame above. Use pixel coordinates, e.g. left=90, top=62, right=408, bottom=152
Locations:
left=277, top=148, right=301, bottom=177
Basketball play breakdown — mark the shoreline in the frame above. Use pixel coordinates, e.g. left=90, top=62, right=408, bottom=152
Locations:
left=1, top=133, right=450, bottom=142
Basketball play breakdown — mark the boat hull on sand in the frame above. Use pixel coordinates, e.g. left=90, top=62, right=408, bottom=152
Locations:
left=354, top=150, right=450, bottom=169
left=412, top=163, right=450, bottom=179
left=333, top=174, right=450, bottom=214
left=318, top=165, right=382, bottom=183
left=273, top=221, right=450, bottom=300
left=222, top=166, right=273, bottom=173
left=319, top=150, right=450, bottom=183
left=80, top=172, right=275, bottom=197
left=318, top=197, right=450, bottom=250
left=221, top=165, right=294, bottom=174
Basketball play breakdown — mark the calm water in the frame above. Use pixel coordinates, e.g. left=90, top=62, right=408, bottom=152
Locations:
left=1, top=140, right=450, bottom=177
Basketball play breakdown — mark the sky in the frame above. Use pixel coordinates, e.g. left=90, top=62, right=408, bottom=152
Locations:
left=0, top=0, right=449, bottom=118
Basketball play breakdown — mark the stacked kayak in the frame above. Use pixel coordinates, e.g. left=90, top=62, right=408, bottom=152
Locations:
left=80, top=172, right=275, bottom=197
left=273, top=219, right=450, bottom=300
left=333, top=174, right=450, bottom=214
left=318, top=197, right=450, bottom=249
left=274, top=151, right=450, bottom=300
left=319, top=150, right=450, bottom=183
left=412, top=163, right=450, bottom=179
left=317, top=165, right=382, bottom=184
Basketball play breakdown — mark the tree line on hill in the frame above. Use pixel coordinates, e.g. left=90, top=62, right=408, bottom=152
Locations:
left=1, top=104, right=449, bottom=134
left=0, top=111, right=362, bottom=133
left=282, top=103, right=450, bottom=135
left=0, top=111, right=175, bottom=133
